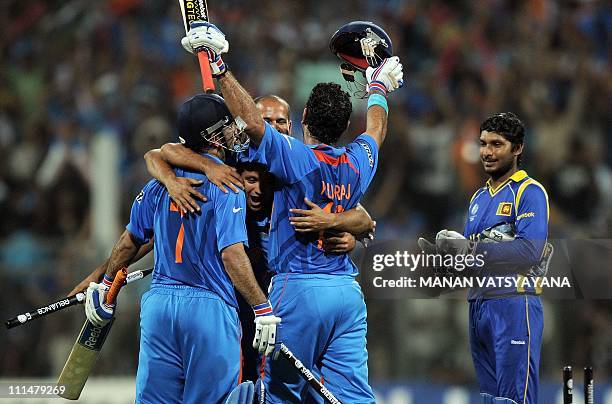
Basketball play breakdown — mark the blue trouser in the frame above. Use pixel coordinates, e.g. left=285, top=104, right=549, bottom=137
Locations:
left=135, top=285, right=241, bottom=404
left=262, top=274, right=375, bottom=403
left=469, top=295, right=543, bottom=404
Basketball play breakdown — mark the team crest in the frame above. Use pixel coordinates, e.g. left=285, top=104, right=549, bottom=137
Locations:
left=496, top=202, right=513, bottom=216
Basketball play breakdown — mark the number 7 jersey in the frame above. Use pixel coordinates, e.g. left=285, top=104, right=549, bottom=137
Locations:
left=126, top=154, right=248, bottom=308
left=247, top=122, right=379, bottom=275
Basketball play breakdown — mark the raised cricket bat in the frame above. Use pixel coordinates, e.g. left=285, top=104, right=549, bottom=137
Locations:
left=178, top=0, right=215, bottom=93
left=57, top=268, right=128, bottom=400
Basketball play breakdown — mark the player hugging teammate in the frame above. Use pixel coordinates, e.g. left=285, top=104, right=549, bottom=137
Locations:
left=420, top=112, right=553, bottom=404
left=71, top=19, right=403, bottom=404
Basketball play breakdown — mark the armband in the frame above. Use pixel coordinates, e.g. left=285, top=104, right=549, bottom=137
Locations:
left=367, top=93, right=388, bottom=114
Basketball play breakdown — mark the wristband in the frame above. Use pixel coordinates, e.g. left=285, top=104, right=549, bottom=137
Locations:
left=102, top=274, right=114, bottom=288
left=367, top=81, right=387, bottom=95
left=252, top=301, right=273, bottom=317
left=367, top=93, right=389, bottom=114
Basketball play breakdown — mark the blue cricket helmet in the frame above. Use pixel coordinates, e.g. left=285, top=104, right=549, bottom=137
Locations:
left=329, top=21, right=393, bottom=71
left=178, top=93, right=248, bottom=152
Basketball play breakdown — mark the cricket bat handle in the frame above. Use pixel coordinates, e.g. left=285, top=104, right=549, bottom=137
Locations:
left=197, top=51, right=215, bottom=93
left=105, top=268, right=128, bottom=305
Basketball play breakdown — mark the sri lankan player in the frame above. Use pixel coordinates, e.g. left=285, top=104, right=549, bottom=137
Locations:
left=181, top=20, right=403, bottom=402
left=84, top=94, right=276, bottom=403
left=421, top=113, right=550, bottom=404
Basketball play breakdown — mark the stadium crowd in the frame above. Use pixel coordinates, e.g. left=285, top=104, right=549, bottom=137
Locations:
left=1, top=0, right=610, bottom=386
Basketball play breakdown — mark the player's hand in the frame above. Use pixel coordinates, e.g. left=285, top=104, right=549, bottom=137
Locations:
left=252, top=301, right=281, bottom=356
left=166, top=177, right=207, bottom=214
left=435, top=229, right=477, bottom=257
left=181, top=21, right=228, bottom=77
left=205, top=161, right=243, bottom=194
left=365, top=56, right=404, bottom=94
left=85, top=275, right=115, bottom=327
left=323, top=232, right=356, bottom=253
left=289, top=198, right=336, bottom=232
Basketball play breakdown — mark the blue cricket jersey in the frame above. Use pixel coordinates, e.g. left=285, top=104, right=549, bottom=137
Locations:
left=248, top=122, right=378, bottom=275
left=463, top=170, right=549, bottom=300
left=126, top=154, right=249, bottom=308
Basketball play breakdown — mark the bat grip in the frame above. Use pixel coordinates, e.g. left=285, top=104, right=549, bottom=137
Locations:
left=105, top=268, right=128, bottom=305
left=197, top=51, right=216, bottom=93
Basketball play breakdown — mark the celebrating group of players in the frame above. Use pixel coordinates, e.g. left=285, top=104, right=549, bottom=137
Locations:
left=69, top=18, right=551, bottom=404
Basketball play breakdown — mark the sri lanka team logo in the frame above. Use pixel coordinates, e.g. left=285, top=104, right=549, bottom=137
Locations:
left=496, top=202, right=513, bottom=216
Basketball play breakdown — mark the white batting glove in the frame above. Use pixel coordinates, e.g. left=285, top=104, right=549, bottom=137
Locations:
left=181, top=21, right=229, bottom=77
left=365, top=56, right=404, bottom=94
left=436, top=229, right=477, bottom=257
left=181, top=21, right=229, bottom=55
left=85, top=275, right=115, bottom=327
left=252, top=301, right=281, bottom=356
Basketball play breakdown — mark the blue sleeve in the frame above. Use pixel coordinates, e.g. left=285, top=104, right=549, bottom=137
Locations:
left=249, top=122, right=318, bottom=184
left=126, top=180, right=164, bottom=244
left=213, top=186, right=249, bottom=251
left=477, top=183, right=549, bottom=266
left=345, top=134, right=379, bottom=193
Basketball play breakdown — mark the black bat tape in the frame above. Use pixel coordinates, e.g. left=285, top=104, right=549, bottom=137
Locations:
left=5, top=268, right=153, bottom=329
left=279, top=344, right=342, bottom=404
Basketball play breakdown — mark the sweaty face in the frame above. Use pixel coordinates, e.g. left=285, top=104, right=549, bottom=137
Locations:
left=257, top=99, right=291, bottom=135
left=241, top=169, right=273, bottom=212
left=479, top=131, right=521, bottom=179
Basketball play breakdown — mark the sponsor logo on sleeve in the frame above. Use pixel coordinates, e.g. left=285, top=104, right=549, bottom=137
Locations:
left=136, top=190, right=145, bottom=203
left=356, top=140, right=374, bottom=167
left=517, top=212, right=535, bottom=220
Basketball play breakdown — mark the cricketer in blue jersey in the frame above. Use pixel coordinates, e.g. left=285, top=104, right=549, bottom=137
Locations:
left=180, top=20, right=404, bottom=402
left=143, top=94, right=373, bottom=388
left=420, top=113, right=551, bottom=404
left=83, top=94, right=276, bottom=404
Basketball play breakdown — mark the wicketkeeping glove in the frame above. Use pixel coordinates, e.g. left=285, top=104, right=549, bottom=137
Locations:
left=365, top=56, right=404, bottom=94
left=85, top=274, right=115, bottom=327
left=181, top=21, right=229, bottom=77
left=252, top=301, right=281, bottom=356
left=436, top=229, right=477, bottom=258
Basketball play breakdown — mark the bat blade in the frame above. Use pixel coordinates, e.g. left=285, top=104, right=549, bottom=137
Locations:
left=57, top=318, right=115, bottom=400
left=178, top=0, right=209, bottom=34
left=56, top=268, right=128, bottom=400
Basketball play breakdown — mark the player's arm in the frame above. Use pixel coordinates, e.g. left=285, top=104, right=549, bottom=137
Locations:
left=67, top=240, right=153, bottom=296
left=84, top=180, right=162, bottom=326
left=214, top=187, right=280, bottom=355
left=144, top=147, right=242, bottom=213
left=290, top=199, right=375, bottom=235
left=218, top=72, right=266, bottom=145
left=179, top=22, right=266, bottom=145
left=222, top=243, right=267, bottom=306
left=362, top=56, right=404, bottom=148
left=104, top=230, right=146, bottom=279
left=223, top=243, right=281, bottom=356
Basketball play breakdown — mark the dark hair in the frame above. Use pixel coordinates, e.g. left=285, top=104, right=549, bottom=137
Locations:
left=236, top=161, right=268, bottom=174
left=480, top=112, right=525, bottom=165
left=304, top=83, right=352, bottom=145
